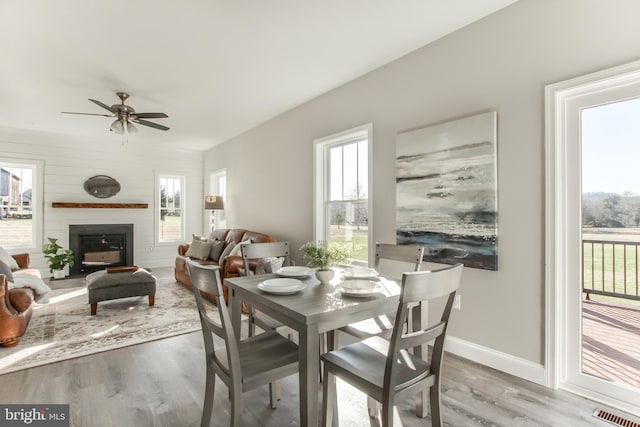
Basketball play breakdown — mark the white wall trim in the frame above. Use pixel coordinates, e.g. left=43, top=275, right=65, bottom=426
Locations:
left=154, top=171, right=187, bottom=245
left=0, top=157, right=44, bottom=251
left=544, top=59, right=640, bottom=412
left=445, top=336, right=546, bottom=386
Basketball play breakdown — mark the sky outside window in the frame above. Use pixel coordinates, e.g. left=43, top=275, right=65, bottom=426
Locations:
left=582, top=97, right=640, bottom=194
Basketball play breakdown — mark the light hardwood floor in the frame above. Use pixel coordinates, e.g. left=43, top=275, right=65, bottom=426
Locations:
left=0, top=328, right=636, bottom=427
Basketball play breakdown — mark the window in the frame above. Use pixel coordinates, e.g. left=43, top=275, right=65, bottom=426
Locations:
left=209, top=169, right=227, bottom=231
left=314, top=124, right=372, bottom=264
left=157, top=174, right=185, bottom=242
left=545, top=60, right=640, bottom=409
left=0, top=159, right=42, bottom=249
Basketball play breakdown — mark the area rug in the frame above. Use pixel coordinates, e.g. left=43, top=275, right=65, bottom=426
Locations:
left=0, top=268, right=213, bottom=375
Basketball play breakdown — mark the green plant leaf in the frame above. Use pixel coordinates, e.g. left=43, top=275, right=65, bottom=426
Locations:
left=42, top=237, right=75, bottom=273
left=300, top=240, right=354, bottom=269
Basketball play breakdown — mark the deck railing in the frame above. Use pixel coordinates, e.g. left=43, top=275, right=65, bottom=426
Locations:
left=583, top=239, right=640, bottom=301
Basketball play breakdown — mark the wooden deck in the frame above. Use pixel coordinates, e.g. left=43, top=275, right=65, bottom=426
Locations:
left=582, top=298, right=640, bottom=387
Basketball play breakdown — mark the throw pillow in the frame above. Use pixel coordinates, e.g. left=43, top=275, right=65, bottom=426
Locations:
left=218, top=241, right=236, bottom=265
left=0, top=259, right=15, bottom=282
left=185, top=239, right=211, bottom=260
left=0, top=246, right=19, bottom=270
left=208, top=239, right=225, bottom=261
left=229, top=241, right=250, bottom=258
left=255, top=257, right=285, bottom=275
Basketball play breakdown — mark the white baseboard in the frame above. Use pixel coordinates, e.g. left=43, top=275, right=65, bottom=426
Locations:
left=445, top=335, right=546, bottom=386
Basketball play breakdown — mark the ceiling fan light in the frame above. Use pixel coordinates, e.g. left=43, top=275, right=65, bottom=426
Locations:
left=127, top=122, right=138, bottom=134
left=110, top=119, right=124, bottom=134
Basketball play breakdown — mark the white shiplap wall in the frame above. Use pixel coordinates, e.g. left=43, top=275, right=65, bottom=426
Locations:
left=0, top=127, right=203, bottom=277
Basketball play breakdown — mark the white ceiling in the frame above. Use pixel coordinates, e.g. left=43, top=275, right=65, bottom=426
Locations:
left=0, top=1, right=518, bottom=151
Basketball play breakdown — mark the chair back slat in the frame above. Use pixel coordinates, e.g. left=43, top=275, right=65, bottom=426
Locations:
left=374, top=243, right=424, bottom=281
left=400, top=263, right=463, bottom=304
left=241, top=242, right=290, bottom=276
left=188, top=260, right=223, bottom=297
left=399, top=321, right=446, bottom=350
left=375, top=243, right=424, bottom=267
left=185, top=259, right=242, bottom=380
left=200, top=310, right=225, bottom=338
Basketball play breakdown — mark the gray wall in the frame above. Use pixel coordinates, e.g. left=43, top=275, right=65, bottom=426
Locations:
left=203, top=0, right=640, bottom=364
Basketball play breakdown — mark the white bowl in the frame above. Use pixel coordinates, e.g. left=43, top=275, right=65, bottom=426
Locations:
left=342, top=267, right=379, bottom=279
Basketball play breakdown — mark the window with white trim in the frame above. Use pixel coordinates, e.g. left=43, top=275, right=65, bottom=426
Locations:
left=0, top=159, right=42, bottom=249
left=158, top=174, right=185, bottom=242
left=314, top=124, right=372, bottom=264
left=210, top=169, right=227, bottom=231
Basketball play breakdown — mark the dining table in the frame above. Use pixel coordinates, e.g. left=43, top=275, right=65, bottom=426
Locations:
left=224, top=270, right=411, bottom=427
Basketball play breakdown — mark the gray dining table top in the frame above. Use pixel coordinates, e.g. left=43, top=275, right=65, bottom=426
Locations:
left=225, top=273, right=401, bottom=333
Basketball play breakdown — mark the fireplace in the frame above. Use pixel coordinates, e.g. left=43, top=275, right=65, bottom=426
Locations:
left=69, top=224, right=134, bottom=276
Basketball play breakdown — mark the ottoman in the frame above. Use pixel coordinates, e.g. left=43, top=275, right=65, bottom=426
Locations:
left=86, top=268, right=157, bottom=315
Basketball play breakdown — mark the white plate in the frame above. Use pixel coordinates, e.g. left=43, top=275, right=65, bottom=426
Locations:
left=342, top=267, right=379, bottom=279
left=258, top=278, right=307, bottom=295
left=275, top=266, right=313, bottom=278
left=337, top=280, right=383, bottom=297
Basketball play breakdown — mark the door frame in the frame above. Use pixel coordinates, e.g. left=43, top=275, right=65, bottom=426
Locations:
left=545, top=59, right=640, bottom=416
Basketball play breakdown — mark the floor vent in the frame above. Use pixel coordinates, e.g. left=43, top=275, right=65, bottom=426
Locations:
left=593, top=409, right=640, bottom=427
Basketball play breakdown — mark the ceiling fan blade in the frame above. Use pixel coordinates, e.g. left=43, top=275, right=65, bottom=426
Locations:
left=133, top=119, right=170, bottom=131
left=62, top=111, right=114, bottom=117
left=134, top=112, right=168, bottom=119
left=89, top=98, right=116, bottom=113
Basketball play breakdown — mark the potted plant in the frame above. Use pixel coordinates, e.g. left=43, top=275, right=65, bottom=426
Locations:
left=300, top=240, right=353, bottom=284
left=43, top=237, right=75, bottom=279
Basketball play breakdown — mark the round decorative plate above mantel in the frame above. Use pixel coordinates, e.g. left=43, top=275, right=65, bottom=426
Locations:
left=84, top=175, right=121, bottom=198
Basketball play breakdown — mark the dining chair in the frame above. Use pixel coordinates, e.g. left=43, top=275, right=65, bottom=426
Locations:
left=339, top=242, right=424, bottom=340
left=240, top=241, right=292, bottom=337
left=241, top=241, right=327, bottom=381
left=185, top=259, right=299, bottom=427
left=321, top=263, right=463, bottom=427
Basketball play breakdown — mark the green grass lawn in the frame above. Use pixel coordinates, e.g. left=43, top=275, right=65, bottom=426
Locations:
left=160, top=215, right=183, bottom=241
left=0, top=218, right=33, bottom=246
left=330, top=225, right=368, bottom=262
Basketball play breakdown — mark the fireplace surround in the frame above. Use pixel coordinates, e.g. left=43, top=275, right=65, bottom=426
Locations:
left=69, top=224, right=134, bottom=276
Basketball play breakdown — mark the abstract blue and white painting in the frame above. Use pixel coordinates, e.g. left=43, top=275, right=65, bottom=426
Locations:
left=396, top=111, right=498, bottom=270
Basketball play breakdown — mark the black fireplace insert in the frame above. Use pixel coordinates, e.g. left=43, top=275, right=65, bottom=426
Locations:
left=69, top=224, right=134, bottom=276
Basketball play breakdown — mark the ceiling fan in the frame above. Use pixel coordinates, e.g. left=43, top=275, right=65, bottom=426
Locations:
left=62, top=92, right=169, bottom=135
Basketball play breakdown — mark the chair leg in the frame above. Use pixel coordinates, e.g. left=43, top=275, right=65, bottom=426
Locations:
left=322, top=369, right=338, bottom=427
left=326, top=330, right=337, bottom=352
left=248, top=307, right=256, bottom=337
left=230, top=385, right=243, bottom=427
left=201, top=366, right=216, bottom=427
left=415, top=389, right=428, bottom=418
left=429, top=382, right=442, bottom=427
left=381, top=401, right=394, bottom=427
left=319, top=333, right=326, bottom=382
left=367, top=396, right=379, bottom=418
left=269, top=381, right=281, bottom=409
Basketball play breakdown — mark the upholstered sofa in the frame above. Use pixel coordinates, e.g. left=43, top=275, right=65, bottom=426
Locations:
left=0, top=253, right=35, bottom=347
left=175, top=228, right=277, bottom=302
